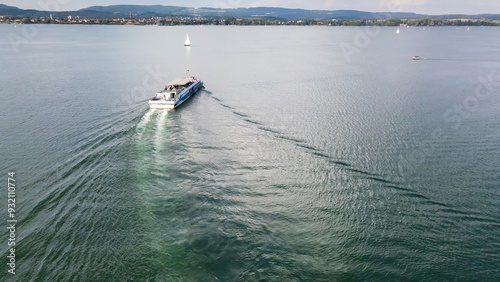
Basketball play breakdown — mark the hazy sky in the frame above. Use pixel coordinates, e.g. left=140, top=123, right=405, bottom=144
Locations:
left=3, top=0, right=500, bottom=15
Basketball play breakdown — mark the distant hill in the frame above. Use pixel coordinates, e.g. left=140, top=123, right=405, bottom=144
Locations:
left=0, top=4, right=41, bottom=16
left=82, top=5, right=187, bottom=18
left=1, top=4, right=500, bottom=21
left=429, top=13, right=500, bottom=21
left=79, top=5, right=421, bottom=20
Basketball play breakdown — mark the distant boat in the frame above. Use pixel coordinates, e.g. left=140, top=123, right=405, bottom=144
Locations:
left=412, top=56, right=420, bottom=61
left=467, top=26, right=470, bottom=31
left=396, top=27, right=400, bottom=34
left=184, top=34, right=191, bottom=46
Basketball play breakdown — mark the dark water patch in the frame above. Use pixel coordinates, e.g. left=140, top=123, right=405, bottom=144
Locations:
left=345, top=168, right=378, bottom=177
left=257, top=126, right=281, bottom=134
left=327, top=159, right=352, bottom=167
left=384, top=184, right=416, bottom=193
left=232, top=111, right=250, bottom=118
left=344, top=168, right=396, bottom=187
left=438, top=207, right=469, bottom=216
left=296, top=143, right=320, bottom=152
left=243, top=118, right=263, bottom=125
left=382, top=184, right=452, bottom=207
left=269, top=184, right=289, bottom=190
left=240, top=165, right=277, bottom=171
left=210, top=96, right=235, bottom=110
left=438, top=208, right=500, bottom=226
left=312, top=151, right=332, bottom=159
left=458, top=215, right=500, bottom=226
left=301, top=148, right=353, bottom=168
left=221, top=103, right=235, bottom=109
left=364, top=175, right=392, bottom=184
left=422, top=200, right=449, bottom=208
left=276, top=135, right=307, bottom=144
left=401, top=192, right=430, bottom=200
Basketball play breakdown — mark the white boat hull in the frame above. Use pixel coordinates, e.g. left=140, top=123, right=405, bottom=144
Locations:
left=148, top=100, right=176, bottom=109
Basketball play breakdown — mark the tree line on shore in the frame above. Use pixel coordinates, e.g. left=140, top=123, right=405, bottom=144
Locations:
left=4, top=16, right=499, bottom=27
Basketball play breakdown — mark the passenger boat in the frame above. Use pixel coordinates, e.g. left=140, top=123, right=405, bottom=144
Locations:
left=148, top=71, right=203, bottom=109
left=412, top=56, right=420, bottom=60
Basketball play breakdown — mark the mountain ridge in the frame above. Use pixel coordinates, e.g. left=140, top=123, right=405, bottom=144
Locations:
left=1, top=4, right=500, bottom=21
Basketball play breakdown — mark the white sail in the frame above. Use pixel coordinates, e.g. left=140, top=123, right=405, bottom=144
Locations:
left=396, top=27, right=400, bottom=34
left=184, top=34, right=191, bottom=46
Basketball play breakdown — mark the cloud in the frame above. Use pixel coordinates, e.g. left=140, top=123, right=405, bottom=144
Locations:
left=247, top=0, right=337, bottom=10
left=380, top=0, right=428, bottom=5
left=379, top=0, right=428, bottom=12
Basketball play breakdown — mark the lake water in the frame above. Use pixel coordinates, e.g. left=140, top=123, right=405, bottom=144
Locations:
left=1, top=24, right=500, bottom=280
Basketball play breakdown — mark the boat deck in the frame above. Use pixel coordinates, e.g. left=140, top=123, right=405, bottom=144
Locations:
left=148, top=75, right=203, bottom=109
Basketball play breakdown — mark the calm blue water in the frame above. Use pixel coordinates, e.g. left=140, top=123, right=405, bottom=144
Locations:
left=1, top=24, right=500, bottom=280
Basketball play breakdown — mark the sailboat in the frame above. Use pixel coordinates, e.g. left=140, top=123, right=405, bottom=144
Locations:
left=184, top=34, right=191, bottom=46
left=396, top=27, right=400, bottom=34
left=467, top=26, right=470, bottom=31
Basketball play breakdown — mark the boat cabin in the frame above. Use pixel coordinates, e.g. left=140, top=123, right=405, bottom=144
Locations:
left=165, top=78, right=194, bottom=91
left=152, top=78, right=195, bottom=101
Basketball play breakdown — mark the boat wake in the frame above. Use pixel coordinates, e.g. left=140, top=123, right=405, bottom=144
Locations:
left=137, top=109, right=155, bottom=133
left=206, top=96, right=464, bottom=214
left=201, top=89, right=213, bottom=95
left=154, top=109, right=169, bottom=156
left=209, top=95, right=401, bottom=187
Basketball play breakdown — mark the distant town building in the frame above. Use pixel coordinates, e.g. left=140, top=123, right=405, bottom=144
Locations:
left=123, top=10, right=135, bottom=23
